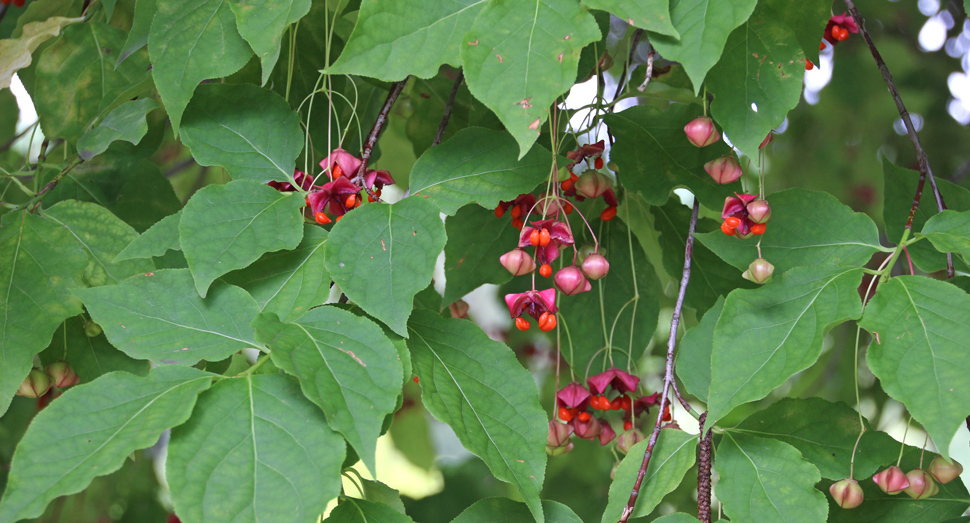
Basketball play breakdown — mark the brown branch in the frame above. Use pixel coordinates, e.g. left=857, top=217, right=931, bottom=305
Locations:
left=432, top=71, right=464, bottom=147
left=353, top=77, right=409, bottom=200
left=620, top=199, right=699, bottom=523
left=671, top=378, right=693, bottom=412
left=697, top=411, right=714, bottom=523
left=12, top=157, right=84, bottom=212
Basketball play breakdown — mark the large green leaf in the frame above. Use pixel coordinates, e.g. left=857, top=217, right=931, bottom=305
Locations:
left=0, top=366, right=213, bottom=521
left=229, top=0, right=310, bottom=84
left=409, top=127, right=551, bottom=215
left=706, top=3, right=805, bottom=162
left=168, top=374, right=343, bottom=523
left=42, top=200, right=154, bottom=286
left=0, top=16, right=83, bottom=90
left=602, top=429, right=698, bottom=522
left=707, top=266, right=864, bottom=428
left=180, top=180, right=305, bottom=297
left=716, top=432, right=827, bottom=523
left=407, top=311, right=547, bottom=523
left=75, top=269, right=263, bottom=365
left=325, top=197, right=447, bottom=336
left=40, top=316, right=149, bottom=381
left=443, top=204, right=519, bottom=305
left=697, top=188, right=884, bottom=276
left=603, top=104, right=741, bottom=210
left=859, top=276, right=970, bottom=459
left=115, top=210, right=182, bottom=262
left=148, top=0, right=253, bottom=133
left=252, top=307, right=402, bottom=473
left=920, top=209, right=970, bottom=265
left=223, top=224, right=330, bottom=322
left=758, top=0, right=831, bottom=64
left=326, top=498, right=416, bottom=523
left=180, top=83, right=304, bottom=183
left=76, top=99, right=158, bottom=161
left=675, top=295, right=724, bottom=403
left=460, top=0, right=601, bottom=157
left=648, top=0, right=757, bottom=93
left=327, top=0, right=486, bottom=81
left=117, top=0, right=156, bottom=65
left=451, top=498, right=582, bottom=523
left=729, top=398, right=899, bottom=480
left=0, top=211, right=88, bottom=416
left=582, top=0, right=678, bottom=36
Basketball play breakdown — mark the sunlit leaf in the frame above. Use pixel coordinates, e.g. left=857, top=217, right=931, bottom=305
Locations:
left=919, top=209, right=970, bottom=265
left=115, top=210, right=182, bottom=262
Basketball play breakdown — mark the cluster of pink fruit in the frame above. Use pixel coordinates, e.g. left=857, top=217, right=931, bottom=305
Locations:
left=830, top=456, right=964, bottom=509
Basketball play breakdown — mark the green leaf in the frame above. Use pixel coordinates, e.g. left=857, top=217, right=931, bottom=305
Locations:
left=451, top=498, right=581, bottom=523
left=460, top=0, right=601, bottom=157
left=252, top=307, right=402, bottom=473
left=77, top=99, right=158, bottom=161
left=0, top=366, right=213, bottom=521
left=167, top=374, right=343, bottom=523
left=582, top=0, right=678, bottom=36
left=729, top=398, right=899, bottom=480
left=758, top=0, right=831, bottom=64
left=180, top=83, right=304, bottom=183
left=0, top=211, right=88, bottom=415
left=0, top=89, right=18, bottom=143
left=676, top=296, right=724, bottom=403
left=407, top=310, right=547, bottom=523
left=223, top=224, right=330, bottom=322
left=920, top=209, right=970, bottom=264
left=602, top=104, right=741, bottom=210
left=359, top=478, right=406, bottom=514
left=602, top=429, right=698, bottom=522
left=409, top=127, right=551, bottom=215
left=115, top=210, right=182, bottom=262
left=648, top=0, right=757, bottom=93
left=180, top=180, right=305, bottom=297
left=406, top=74, right=502, bottom=159
left=34, top=22, right=151, bottom=143
left=326, top=499, right=416, bottom=523
left=707, top=266, right=864, bottom=428
left=148, top=0, right=253, bottom=133
left=859, top=276, right=970, bottom=459
left=39, top=316, right=149, bottom=381
left=75, top=269, right=262, bottom=365
left=0, top=16, right=83, bottom=90
left=697, top=188, right=884, bottom=275
left=327, top=0, right=486, bottom=81
left=649, top=515, right=702, bottom=523
left=716, top=432, right=827, bottom=523
left=229, top=0, right=310, bottom=85
left=706, top=4, right=805, bottom=162
left=443, top=204, right=519, bottom=305
left=42, top=200, right=154, bottom=286
left=117, top=0, right=156, bottom=65
left=325, top=197, right=447, bottom=336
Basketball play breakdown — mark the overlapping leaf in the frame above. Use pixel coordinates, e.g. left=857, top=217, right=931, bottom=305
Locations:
left=325, top=498, right=415, bottom=523
left=115, top=210, right=182, bottom=262
left=167, top=374, right=343, bottom=523
left=40, top=316, right=149, bottom=381
left=117, top=0, right=156, bottom=65
left=77, top=99, right=158, bottom=161
left=707, top=266, right=864, bottom=428
left=860, top=276, right=970, bottom=458
left=443, top=204, right=520, bottom=305
left=0, top=366, right=212, bottom=521
left=920, top=209, right=970, bottom=264
left=409, top=127, right=551, bottom=215
left=582, top=0, right=678, bottom=36
left=451, top=498, right=581, bottom=523
left=407, top=311, right=547, bottom=523
left=229, top=0, right=310, bottom=84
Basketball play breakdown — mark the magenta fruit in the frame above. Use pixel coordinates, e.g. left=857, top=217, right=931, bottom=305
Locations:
left=581, top=253, right=610, bottom=280
left=703, top=156, right=742, bottom=184
left=829, top=478, right=864, bottom=509
left=684, top=116, right=720, bottom=147
left=554, top=265, right=592, bottom=296
left=500, top=248, right=536, bottom=276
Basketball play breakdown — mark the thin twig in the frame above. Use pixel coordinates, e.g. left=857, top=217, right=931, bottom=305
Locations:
left=0, top=121, right=39, bottom=154
left=697, top=411, right=714, bottom=523
left=670, top=379, right=693, bottom=412
left=353, top=78, right=409, bottom=200
left=636, top=48, right=655, bottom=92
left=612, top=29, right=643, bottom=105
left=432, top=71, right=464, bottom=147
left=11, top=157, right=84, bottom=212
left=620, top=199, right=699, bottom=523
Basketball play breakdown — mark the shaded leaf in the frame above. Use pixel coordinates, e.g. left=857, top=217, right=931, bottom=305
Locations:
left=115, top=210, right=182, bottom=262
left=117, top=0, right=156, bottom=65
left=758, top=0, right=831, bottom=64
left=406, top=74, right=502, bottom=159
left=359, top=478, right=406, bottom=514
left=77, top=99, right=158, bottom=161
left=676, top=296, right=724, bottom=403
left=229, top=0, right=310, bottom=84
left=0, top=16, right=83, bottom=90
left=582, top=0, right=678, bottom=36
left=451, top=498, right=581, bottom=523
left=39, top=316, right=149, bottom=381
left=648, top=515, right=703, bottom=523
left=920, top=209, right=970, bottom=265
left=443, top=204, right=519, bottom=305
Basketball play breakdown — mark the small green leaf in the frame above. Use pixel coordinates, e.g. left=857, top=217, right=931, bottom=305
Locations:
left=707, top=266, right=864, bottom=428
left=229, top=0, right=310, bottom=84
left=180, top=83, right=304, bottom=183
left=0, top=366, right=213, bottom=521
left=460, top=0, right=601, bottom=157
left=443, top=205, right=519, bottom=305
left=325, top=197, right=447, bottom=337
left=408, top=311, right=547, bottom=523
left=148, top=0, right=253, bottom=133
left=650, top=515, right=703, bottom=523
left=167, top=374, right=343, bottom=523
left=327, top=0, right=486, bottom=81
left=697, top=188, right=883, bottom=275
left=76, top=269, right=262, bottom=365
left=602, top=429, right=698, bottom=522
left=0, top=16, right=83, bottom=90
left=358, top=478, right=406, bottom=514
left=716, top=432, right=827, bottom=523
left=859, top=276, right=970, bottom=459
left=452, top=498, right=581, bottom=523
left=758, top=0, right=832, bottom=64
left=582, top=0, right=678, bottom=36
left=325, top=498, right=415, bottom=523
left=115, top=210, right=182, bottom=262
left=40, top=316, right=149, bottom=381
left=117, top=0, right=156, bottom=65
left=648, top=0, right=757, bottom=93
left=409, top=127, right=551, bottom=215
left=180, top=180, right=305, bottom=297
left=676, top=296, right=724, bottom=403
left=77, top=99, right=158, bottom=161
left=920, top=209, right=970, bottom=264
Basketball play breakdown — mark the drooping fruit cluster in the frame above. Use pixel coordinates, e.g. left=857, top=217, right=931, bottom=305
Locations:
left=831, top=456, right=964, bottom=509
left=721, top=194, right=771, bottom=238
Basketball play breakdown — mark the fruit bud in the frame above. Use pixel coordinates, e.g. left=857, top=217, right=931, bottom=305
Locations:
left=616, top=429, right=645, bottom=454
left=554, top=266, right=592, bottom=296
left=448, top=300, right=469, bottom=319
left=45, top=361, right=80, bottom=388
left=703, top=156, right=742, bottom=185
left=575, top=170, right=614, bottom=199
left=500, top=248, right=536, bottom=276
left=903, top=469, right=938, bottom=500
left=742, top=258, right=774, bottom=284
left=929, top=456, right=964, bottom=484
left=746, top=199, right=772, bottom=224
left=546, top=420, right=574, bottom=450
left=683, top=116, right=720, bottom=147
left=573, top=415, right=602, bottom=440
left=535, top=196, right=561, bottom=217
left=84, top=321, right=102, bottom=337
left=829, top=478, right=864, bottom=509
left=17, top=369, right=52, bottom=398
left=872, top=465, right=910, bottom=494
left=581, top=253, right=610, bottom=280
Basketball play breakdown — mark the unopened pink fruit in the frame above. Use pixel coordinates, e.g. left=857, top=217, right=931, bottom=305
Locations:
left=746, top=199, right=772, bottom=224
left=554, top=265, right=592, bottom=295
left=928, top=456, right=963, bottom=484
left=684, top=117, right=720, bottom=147
left=581, top=253, right=610, bottom=280
left=500, top=248, right=536, bottom=276
left=703, top=156, right=742, bottom=184
left=575, top=170, right=613, bottom=199
left=872, top=465, right=910, bottom=495
left=829, top=478, right=864, bottom=509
